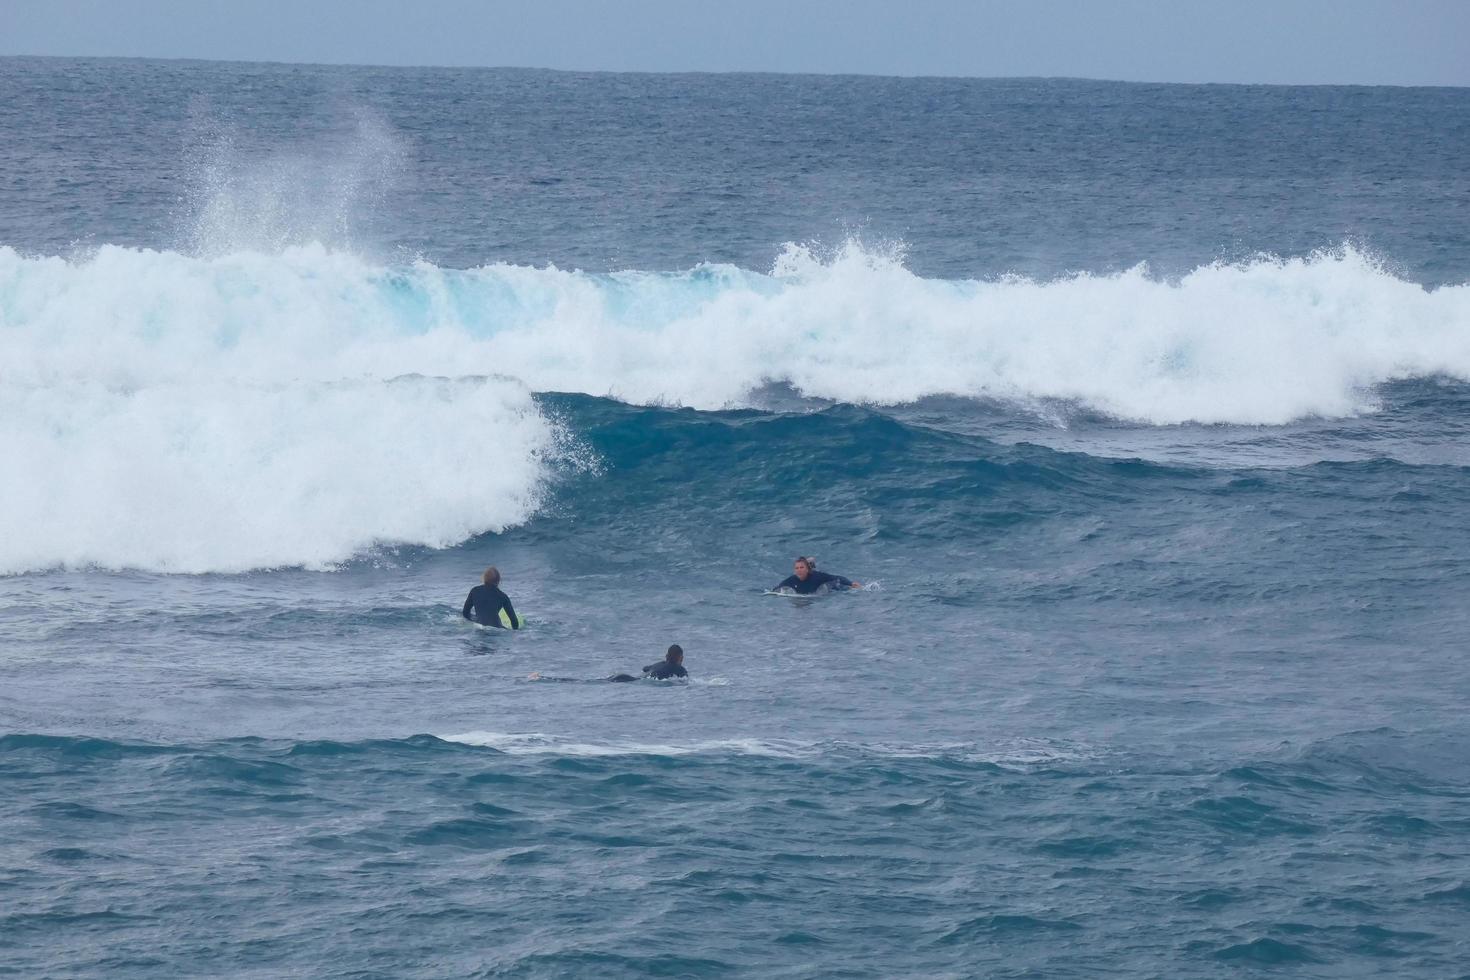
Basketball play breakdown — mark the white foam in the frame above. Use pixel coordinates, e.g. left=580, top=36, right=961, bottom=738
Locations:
left=0, top=245, right=572, bottom=574
left=298, top=240, right=1469, bottom=425
left=0, top=375, right=559, bottom=574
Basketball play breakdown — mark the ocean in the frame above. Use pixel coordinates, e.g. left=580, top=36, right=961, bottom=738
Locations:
left=2, top=57, right=1469, bottom=977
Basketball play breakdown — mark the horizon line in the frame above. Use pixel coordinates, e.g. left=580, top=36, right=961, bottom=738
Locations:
left=2, top=52, right=1466, bottom=91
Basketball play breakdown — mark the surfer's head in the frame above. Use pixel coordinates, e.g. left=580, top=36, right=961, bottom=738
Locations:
left=793, top=557, right=813, bottom=580
left=666, top=644, right=684, bottom=664
left=482, top=566, right=501, bottom=587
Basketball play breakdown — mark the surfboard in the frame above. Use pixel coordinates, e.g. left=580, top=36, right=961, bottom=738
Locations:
left=764, top=585, right=860, bottom=598
left=463, top=610, right=528, bottom=629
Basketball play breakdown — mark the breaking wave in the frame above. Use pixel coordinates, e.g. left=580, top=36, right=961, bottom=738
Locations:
left=2, top=240, right=1466, bottom=573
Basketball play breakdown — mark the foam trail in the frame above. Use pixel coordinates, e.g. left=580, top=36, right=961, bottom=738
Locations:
left=442, top=732, right=814, bottom=758
left=439, top=732, right=1090, bottom=767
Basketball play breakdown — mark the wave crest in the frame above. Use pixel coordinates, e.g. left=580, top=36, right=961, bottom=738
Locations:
left=6, top=240, right=1466, bottom=422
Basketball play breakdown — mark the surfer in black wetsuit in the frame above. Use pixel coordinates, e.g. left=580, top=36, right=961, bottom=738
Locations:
left=609, top=645, right=688, bottom=682
left=772, top=556, right=862, bottom=594
left=462, top=566, right=520, bottom=629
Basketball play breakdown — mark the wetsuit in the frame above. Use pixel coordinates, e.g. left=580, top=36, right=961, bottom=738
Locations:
left=609, top=660, right=689, bottom=682
left=462, top=585, right=519, bottom=629
left=773, top=570, right=853, bottom=595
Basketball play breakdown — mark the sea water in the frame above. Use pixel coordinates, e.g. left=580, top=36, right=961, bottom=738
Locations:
left=2, top=59, right=1469, bottom=977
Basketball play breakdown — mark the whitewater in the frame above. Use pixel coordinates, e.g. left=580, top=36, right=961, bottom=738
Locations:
left=3, top=59, right=1469, bottom=978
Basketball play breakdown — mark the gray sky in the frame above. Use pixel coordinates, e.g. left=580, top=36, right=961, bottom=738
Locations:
left=3, top=0, right=1469, bottom=86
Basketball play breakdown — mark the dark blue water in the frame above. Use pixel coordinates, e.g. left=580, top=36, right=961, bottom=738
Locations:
left=2, top=57, right=1469, bottom=977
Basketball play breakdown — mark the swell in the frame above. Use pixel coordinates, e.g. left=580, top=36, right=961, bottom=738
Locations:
left=6, top=727, right=1466, bottom=978
left=7, top=726, right=1465, bottom=784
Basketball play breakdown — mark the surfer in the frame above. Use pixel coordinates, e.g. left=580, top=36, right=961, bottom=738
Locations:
left=609, top=644, right=688, bottom=682
left=461, top=566, right=520, bottom=629
left=772, top=556, right=861, bottom=594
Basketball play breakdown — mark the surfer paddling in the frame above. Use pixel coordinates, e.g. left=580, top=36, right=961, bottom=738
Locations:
left=526, top=646, right=689, bottom=683
left=771, top=556, right=861, bottom=594
left=608, top=645, right=688, bottom=682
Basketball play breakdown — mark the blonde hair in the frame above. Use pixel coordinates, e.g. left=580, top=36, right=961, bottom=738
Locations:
left=482, top=566, right=500, bottom=587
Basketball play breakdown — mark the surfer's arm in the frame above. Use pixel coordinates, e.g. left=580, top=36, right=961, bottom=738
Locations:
left=817, top=571, right=860, bottom=590
left=774, top=575, right=800, bottom=591
left=502, top=595, right=520, bottom=630
left=807, top=571, right=850, bottom=589
left=461, top=590, right=475, bottom=620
